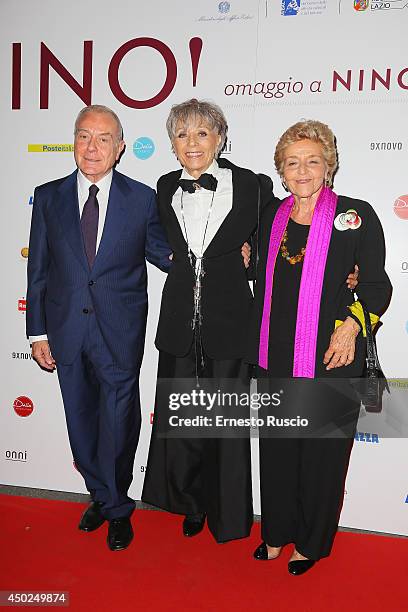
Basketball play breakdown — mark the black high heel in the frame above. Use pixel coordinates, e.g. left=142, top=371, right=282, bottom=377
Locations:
left=253, top=542, right=281, bottom=561
left=288, top=559, right=315, bottom=575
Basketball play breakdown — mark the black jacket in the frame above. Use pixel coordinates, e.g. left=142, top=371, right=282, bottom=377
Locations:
left=155, top=157, right=277, bottom=359
left=246, top=195, right=392, bottom=377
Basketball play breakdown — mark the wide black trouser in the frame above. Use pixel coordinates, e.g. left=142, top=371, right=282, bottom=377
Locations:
left=56, top=314, right=141, bottom=520
left=257, top=367, right=358, bottom=560
left=259, top=436, right=354, bottom=560
left=142, top=344, right=253, bottom=543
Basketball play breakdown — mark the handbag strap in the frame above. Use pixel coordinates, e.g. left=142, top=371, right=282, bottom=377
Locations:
left=359, top=299, right=381, bottom=372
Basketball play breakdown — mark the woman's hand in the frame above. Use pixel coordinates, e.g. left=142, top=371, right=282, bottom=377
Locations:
left=241, top=242, right=251, bottom=269
left=323, top=317, right=360, bottom=370
left=346, top=264, right=359, bottom=290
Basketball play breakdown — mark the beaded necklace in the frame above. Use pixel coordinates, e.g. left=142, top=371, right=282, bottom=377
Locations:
left=280, top=228, right=308, bottom=265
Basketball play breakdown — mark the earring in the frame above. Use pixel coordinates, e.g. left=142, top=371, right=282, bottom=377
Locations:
left=282, top=180, right=289, bottom=192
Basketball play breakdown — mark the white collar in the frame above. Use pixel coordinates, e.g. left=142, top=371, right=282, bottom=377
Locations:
left=181, top=159, right=220, bottom=181
left=77, top=169, right=113, bottom=196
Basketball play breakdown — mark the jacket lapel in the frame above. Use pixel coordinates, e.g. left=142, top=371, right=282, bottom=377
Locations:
left=92, top=170, right=130, bottom=273
left=160, top=170, right=189, bottom=251
left=55, top=170, right=88, bottom=272
left=204, top=159, right=256, bottom=257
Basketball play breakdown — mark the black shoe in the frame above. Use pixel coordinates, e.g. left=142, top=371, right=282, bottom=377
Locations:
left=182, top=513, right=206, bottom=537
left=253, top=542, right=281, bottom=561
left=107, top=517, right=133, bottom=551
left=78, top=501, right=106, bottom=532
left=288, top=559, right=315, bottom=575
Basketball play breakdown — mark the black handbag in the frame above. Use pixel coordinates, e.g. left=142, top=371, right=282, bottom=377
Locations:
left=354, top=300, right=389, bottom=413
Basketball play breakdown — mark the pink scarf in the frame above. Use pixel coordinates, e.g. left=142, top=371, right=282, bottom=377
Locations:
left=258, top=186, right=338, bottom=378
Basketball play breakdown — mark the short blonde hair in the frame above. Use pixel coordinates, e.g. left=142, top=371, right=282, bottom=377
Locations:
left=274, top=120, right=338, bottom=186
left=166, top=98, right=228, bottom=156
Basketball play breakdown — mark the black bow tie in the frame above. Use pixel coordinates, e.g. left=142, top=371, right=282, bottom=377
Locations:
left=178, top=173, right=218, bottom=193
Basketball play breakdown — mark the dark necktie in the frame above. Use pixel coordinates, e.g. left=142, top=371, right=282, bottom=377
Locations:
left=81, top=184, right=99, bottom=268
left=178, top=173, right=218, bottom=194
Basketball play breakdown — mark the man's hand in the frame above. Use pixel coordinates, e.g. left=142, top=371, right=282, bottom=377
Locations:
left=241, top=242, right=251, bottom=269
left=347, top=264, right=359, bottom=290
left=32, top=340, right=56, bottom=371
left=323, top=317, right=360, bottom=370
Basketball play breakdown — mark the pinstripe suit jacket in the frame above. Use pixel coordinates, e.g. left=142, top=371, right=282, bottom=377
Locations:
left=26, top=169, right=171, bottom=369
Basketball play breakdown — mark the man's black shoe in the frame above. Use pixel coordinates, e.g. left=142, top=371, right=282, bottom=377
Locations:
left=78, top=501, right=106, bottom=532
left=107, top=517, right=134, bottom=551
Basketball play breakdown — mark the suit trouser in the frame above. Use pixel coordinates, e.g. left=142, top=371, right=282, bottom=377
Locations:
left=142, top=344, right=253, bottom=542
left=56, top=314, right=141, bottom=520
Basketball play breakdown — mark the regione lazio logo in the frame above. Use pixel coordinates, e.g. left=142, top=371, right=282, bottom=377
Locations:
left=13, top=396, right=34, bottom=417
left=371, top=1, right=408, bottom=10
left=133, top=137, right=155, bottom=160
left=354, top=0, right=369, bottom=10
left=394, top=195, right=408, bottom=220
left=218, top=1, right=231, bottom=13
left=282, top=0, right=300, bottom=15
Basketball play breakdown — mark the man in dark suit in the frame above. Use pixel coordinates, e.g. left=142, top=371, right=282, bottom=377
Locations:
left=26, top=105, right=171, bottom=551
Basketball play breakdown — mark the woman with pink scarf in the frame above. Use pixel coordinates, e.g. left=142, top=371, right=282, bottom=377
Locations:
left=247, top=120, right=391, bottom=575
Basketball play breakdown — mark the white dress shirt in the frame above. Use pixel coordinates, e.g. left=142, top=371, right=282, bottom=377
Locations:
left=171, top=160, right=233, bottom=257
left=77, top=169, right=112, bottom=251
left=29, top=170, right=113, bottom=344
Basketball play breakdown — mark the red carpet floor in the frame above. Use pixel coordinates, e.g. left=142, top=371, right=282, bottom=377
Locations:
left=0, top=494, right=406, bottom=611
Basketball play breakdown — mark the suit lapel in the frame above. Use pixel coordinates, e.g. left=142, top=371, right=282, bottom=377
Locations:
left=55, top=171, right=88, bottom=272
left=92, top=170, right=130, bottom=273
left=160, top=170, right=189, bottom=251
left=204, top=160, right=256, bottom=257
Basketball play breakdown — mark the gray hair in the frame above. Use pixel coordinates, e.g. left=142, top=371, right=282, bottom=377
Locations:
left=74, top=105, right=124, bottom=142
left=166, top=99, right=228, bottom=156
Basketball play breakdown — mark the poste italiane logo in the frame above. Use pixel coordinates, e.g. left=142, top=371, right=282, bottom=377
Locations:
left=28, top=144, right=74, bottom=153
left=13, top=396, right=34, bottom=417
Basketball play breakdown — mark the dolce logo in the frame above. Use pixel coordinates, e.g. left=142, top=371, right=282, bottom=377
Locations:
left=133, top=137, right=155, bottom=160
left=13, top=396, right=34, bottom=417
left=394, top=195, right=408, bottom=220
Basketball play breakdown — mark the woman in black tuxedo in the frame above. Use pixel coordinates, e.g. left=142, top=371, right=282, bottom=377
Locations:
left=142, top=99, right=276, bottom=542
